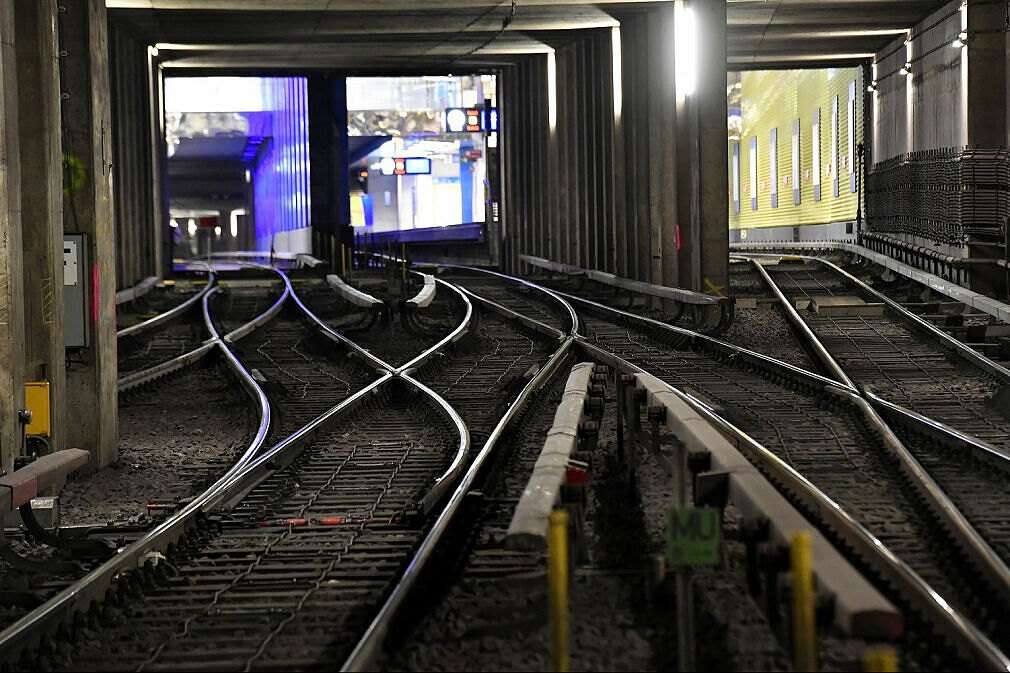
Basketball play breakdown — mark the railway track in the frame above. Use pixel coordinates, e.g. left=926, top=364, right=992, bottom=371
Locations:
left=0, top=271, right=271, bottom=635
left=116, top=267, right=217, bottom=389
left=45, top=277, right=565, bottom=671
left=208, top=280, right=286, bottom=340
left=65, top=380, right=461, bottom=672
left=1, top=263, right=584, bottom=672
left=449, top=268, right=1009, bottom=668
left=441, top=270, right=574, bottom=336
left=753, top=256, right=1010, bottom=452
left=721, top=259, right=819, bottom=371
left=408, top=302, right=561, bottom=449
left=294, top=272, right=467, bottom=369
left=219, top=304, right=378, bottom=451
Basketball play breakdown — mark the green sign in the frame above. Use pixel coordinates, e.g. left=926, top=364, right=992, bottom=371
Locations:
left=666, top=507, right=721, bottom=566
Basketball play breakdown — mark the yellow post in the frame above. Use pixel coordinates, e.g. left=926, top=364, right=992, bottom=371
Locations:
left=548, top=509, right=570, bottom=672
left=862, top=646, right=898, bottom=672
left=340, top=244, right=346, bottom=277
left=791, top=532, right=817, bottom=672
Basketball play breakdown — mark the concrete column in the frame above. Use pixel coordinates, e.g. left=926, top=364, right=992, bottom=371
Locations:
left=59, top=0, right=118, bottom=468
left=967, top=1, right=1005, bottom=149
left=678, top=0, right=728, bottom=295
left=308, top=75, right=338, bottom=261
left=0, top=2, right=26, bottom=473
left=333, top=77, right=352, bottom=252
left=15, top=0, right=65, bottom=457
left=614, top=9, right=677, bottom=287
left=648, top=6, right=678, bottom=294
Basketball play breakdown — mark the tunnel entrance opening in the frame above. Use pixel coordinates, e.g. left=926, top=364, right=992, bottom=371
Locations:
left=163, top=75, right=311, bottom=262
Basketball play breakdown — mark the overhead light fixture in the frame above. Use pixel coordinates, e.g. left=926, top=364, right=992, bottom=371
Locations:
left=953, top=31, right=968, bottom=48
left=675, top=5, right=697, bottom=96
left=547, top=49, right=557, bottom=130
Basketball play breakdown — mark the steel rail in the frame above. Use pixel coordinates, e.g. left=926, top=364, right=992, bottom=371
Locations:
left=436, top=263, right=579, bottom=337
left=116, top=263, right=216, bottom=339
left=276, top=267, right=392, bottom=373
left=866, top=390, right=1010, bottom=471
left=744, top=256, right=857, bottom=389
left=0, top=275, right=282, bottom=664
left=749, top=254, right=1010, bottom=609
left=342, top=291, right=574, bottom=671
left=285, top=267, right=475, bottom=517
left=454, top=268, right=1010, bottom=669
left=208, top=374, right=394, bottom=510
left=396, top=275, right=474, bottom=375
left=575, top=338, right=1010, bottom=671
left=744, top=252, right=1010, bottom=384
left=453, top=284, right=565, bottom=342
left=551, top=283, right=841, bottom=390
left=116, top=339, right=218, bottom=393
left=220, top=263, right=290, bottom=344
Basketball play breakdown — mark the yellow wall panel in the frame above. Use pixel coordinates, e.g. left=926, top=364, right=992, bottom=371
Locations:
left=729, top=68, right=863, bottom=231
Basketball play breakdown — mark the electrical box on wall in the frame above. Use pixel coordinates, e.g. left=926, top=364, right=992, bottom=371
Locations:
left=64, top=233, right=88, bottom=348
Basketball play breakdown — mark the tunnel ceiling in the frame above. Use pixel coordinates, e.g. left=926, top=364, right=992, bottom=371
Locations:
left=108, top=0, right=955, bottom=71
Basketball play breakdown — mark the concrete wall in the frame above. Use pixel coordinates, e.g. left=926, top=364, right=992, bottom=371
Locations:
left=872, top=0, right=965, bottom=163
left=109, top=25, right=161, bottom=288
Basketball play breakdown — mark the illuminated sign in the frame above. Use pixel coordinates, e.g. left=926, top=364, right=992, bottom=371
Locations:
left=392, top=157, right=431, bottom=175
left=482, top=108, right=499, bottom=132
left=445, top=107, right=483, bottom=133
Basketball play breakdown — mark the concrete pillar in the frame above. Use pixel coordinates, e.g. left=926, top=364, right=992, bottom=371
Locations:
left=308, top=75, right=338, bottom=262
left=611, top=9, right=678, bottom=288
left=59, top=0, right=118, bottom=468
left=15, top=0, right=65, bottom=457
left=677, top=0, right=729, bottom=295
left=648, top=6, right=678, bottom=294
left=334, top=77, right=352, bottom=253
left=967, top=1, right=1005, bottom=149
left=0, top=2, right=26, bottom=473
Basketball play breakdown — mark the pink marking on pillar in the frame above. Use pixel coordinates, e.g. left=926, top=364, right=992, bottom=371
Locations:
left=91, top=263, right=99, bottom=324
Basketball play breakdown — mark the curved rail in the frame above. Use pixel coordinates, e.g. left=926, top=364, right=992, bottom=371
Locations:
left=866, top=390, right=1010, bottom=469
left=438, top=263, right=579, bottom=337
left=0, top=274, right=281, bottom=664
left=116, top=263, right=215, bottom=339
left=342, top=290, right=574, bottom=671
left=744, top=252, right=1010, bottom=384
left=220, top=263, right=290, bottom=344
left=396, top=276, right=474, bottom=375
left=432, top=267, right=1010, bottom=670
left=746, top=253, right=1010, bottom=611
left=745, top=256, right=856, bottom=389
left=578, top=339, right=1009, bottom=670
left=286, top=267, right=476, bottom=515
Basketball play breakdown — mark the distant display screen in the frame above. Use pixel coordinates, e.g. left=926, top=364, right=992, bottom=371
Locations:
left=393, top=157, right=431, bottom=175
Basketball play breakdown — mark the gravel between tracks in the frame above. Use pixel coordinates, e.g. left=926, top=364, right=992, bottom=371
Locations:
left=59, top=359, right=257, bottom=525
left=384, top=367, right=881, bottom=671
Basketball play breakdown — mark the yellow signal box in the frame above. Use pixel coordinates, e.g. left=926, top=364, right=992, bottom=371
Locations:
left=24, top=381, right=51, bottom=438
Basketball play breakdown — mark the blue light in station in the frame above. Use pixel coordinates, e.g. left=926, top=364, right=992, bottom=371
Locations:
left=242, top=136, right=266, bottom=163
left=250, top=77, right=310, bottom=250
